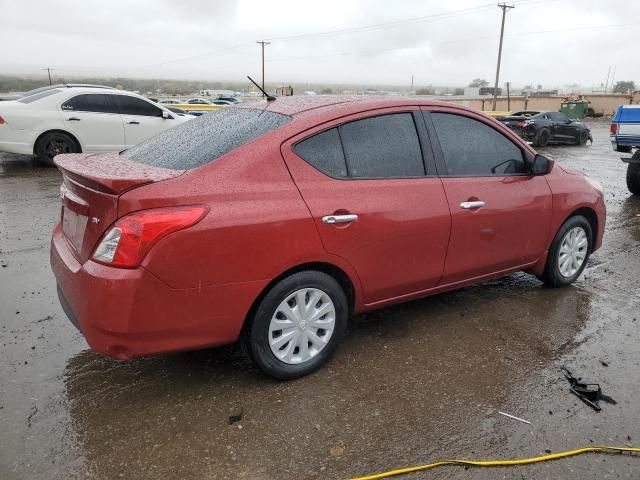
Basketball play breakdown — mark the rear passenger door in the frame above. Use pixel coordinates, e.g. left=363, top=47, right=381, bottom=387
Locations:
left=59, top=94, right=125, bottom=151
left=111, top=95, right=175, bottom=147
left=282, top=108, right=452, bottom=305
left=424, top=109, right=552, bottom=285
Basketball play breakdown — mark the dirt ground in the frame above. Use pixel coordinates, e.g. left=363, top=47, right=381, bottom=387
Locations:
left=1, top=121, right=639, bottom=480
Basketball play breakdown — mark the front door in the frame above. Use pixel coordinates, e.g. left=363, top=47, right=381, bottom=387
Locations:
left=282, top=108, right=452, bottom=305
left=425, top=109, right=553, bottom=285
left=59, top=93, right=125, bottom=151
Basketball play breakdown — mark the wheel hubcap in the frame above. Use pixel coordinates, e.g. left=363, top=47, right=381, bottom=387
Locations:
left=268, top=288, right=336, bottom=365
left=46, top=139, right=70, bottom=159
left=558, top=226, right=588, bottom=278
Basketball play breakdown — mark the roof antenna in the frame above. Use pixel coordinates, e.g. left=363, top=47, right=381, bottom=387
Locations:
left=247, top=75, right=276, bottom=102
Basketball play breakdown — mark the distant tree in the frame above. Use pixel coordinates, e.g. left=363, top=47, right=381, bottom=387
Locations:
left=523, top=84, right=534, bottom=90
left=536, top=84, right=543, bottom=90
left=415, top=88, right=435, bottom=95
left=453, top=88, right=464, bottom=96
left=321, top=87, right=333, bottom=94
left=613, top=81, right=636, bottom=93
left=469, top=78, right=489, bottom=87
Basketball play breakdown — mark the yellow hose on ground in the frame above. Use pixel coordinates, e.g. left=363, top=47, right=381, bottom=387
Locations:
left=349, top=446, right=640, bottom=480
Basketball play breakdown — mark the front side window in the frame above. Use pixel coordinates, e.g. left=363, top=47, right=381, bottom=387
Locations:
left=294, top=113, right=425, bottom=179
left=61, top=94, right=116, bottom=114
left=431, top=113, right=526, bottom=176
left=112, top=95, right=162, bottom=117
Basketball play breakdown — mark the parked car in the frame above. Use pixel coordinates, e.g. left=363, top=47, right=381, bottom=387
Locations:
left=217, top=96, right=241, bottom=104
left=209, top=99, right=234, bottom=106
left=610, top=104, right=640, bottom=194
left=186, top=98, right=214, bottom=105
left=0, top=85, right=189, bottom=165
left=50, top=97, right=605, bottom=379
left=158, top=99, right=182, bottom=105
left=499, top=111, right=592, bottom=147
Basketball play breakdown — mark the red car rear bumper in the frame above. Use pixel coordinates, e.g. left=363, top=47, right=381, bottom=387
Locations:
left=50, top=224, right=266, bottom=359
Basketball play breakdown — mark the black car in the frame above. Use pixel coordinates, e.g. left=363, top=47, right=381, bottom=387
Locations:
left=499, top=111, right=592, bottom=147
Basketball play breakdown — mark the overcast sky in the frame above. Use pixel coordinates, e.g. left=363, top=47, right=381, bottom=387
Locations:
left=1, top=0, right=638, bottom=88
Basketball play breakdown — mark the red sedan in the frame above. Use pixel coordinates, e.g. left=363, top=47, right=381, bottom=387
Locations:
left=50, top=96, right=605, bottom=379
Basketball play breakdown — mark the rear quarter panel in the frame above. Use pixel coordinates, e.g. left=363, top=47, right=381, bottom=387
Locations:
left=118, top=135, right=362, bottom=306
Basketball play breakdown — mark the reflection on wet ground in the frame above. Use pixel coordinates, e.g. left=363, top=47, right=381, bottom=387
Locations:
left=1, top=122, right=639, bottom=479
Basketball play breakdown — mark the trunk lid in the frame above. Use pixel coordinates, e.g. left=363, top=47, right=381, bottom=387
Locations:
left=54, top=152, right=184, bottom=263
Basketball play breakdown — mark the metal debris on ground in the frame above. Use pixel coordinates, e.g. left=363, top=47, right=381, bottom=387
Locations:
left=498, top=411, right=531, bottom=425
left=560, top=366, right=617, bottom=412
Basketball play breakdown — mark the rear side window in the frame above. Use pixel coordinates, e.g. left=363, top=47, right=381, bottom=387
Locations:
left=432, top=113, right=526, bottom=176
left=294, top=113, right=425, bottom=179
left=62, top=94, right=117, bottom=114
left=125, top=108, right=291, bottom=170
left=112, top=95, right=162, bottom=117
left=293, top=128, right=347, bottom=177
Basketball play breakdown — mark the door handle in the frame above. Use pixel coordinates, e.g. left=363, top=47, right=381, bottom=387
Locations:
left=128, top=121, right=140, bottom=125
left=67, top=117, right=81, bottom=121
left=460, top=201, right=486, bottom=209
left=322, top=214, right=358, bottom=224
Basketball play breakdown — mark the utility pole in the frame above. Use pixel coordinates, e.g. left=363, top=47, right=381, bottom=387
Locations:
left=604, top=66, right=611, bottom=93
left=256, top=41, right=270, bottom=98
left=411, top=74, right=414, bottom=91
left=491, top=3, right=514, bottom=111
left=506, top=81, right=511, bottom=110
left=43, top=67, right=53, bottom=85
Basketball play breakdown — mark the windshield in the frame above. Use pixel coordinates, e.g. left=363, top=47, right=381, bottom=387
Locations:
left=124, top=108, right=291, bottom=170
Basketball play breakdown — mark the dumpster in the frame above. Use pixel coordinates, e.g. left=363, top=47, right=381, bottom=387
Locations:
left=560, top=101, right=589, bottom=119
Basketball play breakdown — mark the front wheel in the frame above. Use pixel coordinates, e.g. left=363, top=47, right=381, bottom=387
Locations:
left=541, top=215, right=592, bottom=288
left=35, top=131, right=79, bottom=166
left=627, top=158, right=640, bottom=195
left=248, top=271, right=348, bottom=379
left=578, top=130, right=590, bottom=145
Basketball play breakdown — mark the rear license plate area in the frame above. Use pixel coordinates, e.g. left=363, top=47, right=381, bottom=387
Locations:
left=62, top=206, right=88, bottom=252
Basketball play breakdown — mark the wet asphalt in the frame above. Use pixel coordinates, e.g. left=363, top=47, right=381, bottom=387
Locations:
left=0, top=121, right=639, bottom=480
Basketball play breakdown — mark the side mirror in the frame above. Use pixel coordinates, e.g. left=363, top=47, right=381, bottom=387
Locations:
left=162, top=110, right=173, bottom=120
left=530, top=153, right=554, bottom=175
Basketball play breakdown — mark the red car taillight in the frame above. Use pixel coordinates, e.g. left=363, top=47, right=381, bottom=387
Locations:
left=92, top=206, right=208, bottom=268
left=610, top=123, right=617, bottom=135
left=0, top=116, right=6, bottom=125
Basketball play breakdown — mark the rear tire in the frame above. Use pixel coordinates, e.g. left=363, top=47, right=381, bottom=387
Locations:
left=541, top=215, right=592, bottom=288
left=627, top=157, right=640, bottom=195
left=534, top=129, right=551, bottom=147
left=35, top=131, right=79, bottom=166
left=247, top=271, right=348, bottom=380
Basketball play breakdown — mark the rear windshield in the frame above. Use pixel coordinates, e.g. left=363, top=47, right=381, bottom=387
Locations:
left=18, top=89, right=62, bottom=104
left=124, top=108, right=291, bottom=169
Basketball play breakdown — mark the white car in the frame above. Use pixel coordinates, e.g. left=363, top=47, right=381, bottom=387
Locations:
left=0, top=85, right=189, bottom=165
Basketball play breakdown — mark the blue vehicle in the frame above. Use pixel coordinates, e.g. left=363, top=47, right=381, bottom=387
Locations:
left=610, top=105, right=640, bottom=194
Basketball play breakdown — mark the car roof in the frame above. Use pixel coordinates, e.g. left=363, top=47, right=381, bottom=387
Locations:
left=236, top=95, right=464, bottom=117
